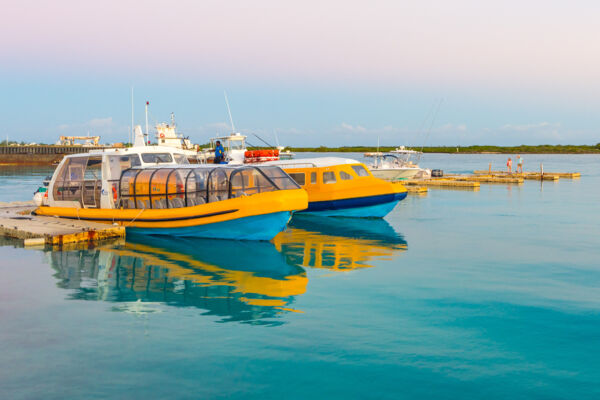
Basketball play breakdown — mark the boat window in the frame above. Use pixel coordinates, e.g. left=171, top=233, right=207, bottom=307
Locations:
left=310, top=172, right=317, bottom=184
left=229, top=167, right=279, bottom=198
left=323, top=171, right=337, bottom=184
left=52, top=156, right=88, bottom=203
left=207, top=168, right=229, bottom=202
left=229, top=140, right=244, bottom=150
left=257, top=167, right=300, bottom=190
left=174, top=154, right=189, bottom=164
left=351, top=165, right=370, bottom=177
left=105, top=154, right=141, bottom=181
left=186, top=169, right=209, bottom=206
left=81, top=156, right=102, bottom=208
left=288, top=172, right=306, bottom=186
left=166, top=169, right=188, bottom=208
left=141, top=153, right=173, bottom=163
left=340, top=171, right=354, bottom=180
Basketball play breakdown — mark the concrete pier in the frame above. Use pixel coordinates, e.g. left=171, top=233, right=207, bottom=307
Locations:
left=0, top=202, right=125, bottom=246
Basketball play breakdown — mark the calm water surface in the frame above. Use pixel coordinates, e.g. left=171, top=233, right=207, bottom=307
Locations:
left=1, top=154, right=599, bottom=399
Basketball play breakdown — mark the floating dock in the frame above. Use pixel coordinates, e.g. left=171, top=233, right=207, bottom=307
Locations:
left=404, top=185, right=428, bottom=195
left=453, top=175, right=524, bottom=184
left=473, top=170, right=580, bottom=179
left=403, top=179, right=480, bottom=189
left=0, top=202, right=125, bottom=246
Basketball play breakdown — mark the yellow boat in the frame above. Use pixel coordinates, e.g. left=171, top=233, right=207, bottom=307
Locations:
left=33, top=142, right=307, bottom=241
left=263, top=157, right=408, bottom=217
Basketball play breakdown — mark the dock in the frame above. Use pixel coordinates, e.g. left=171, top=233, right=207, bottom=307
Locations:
left=404, top=185, right=428, bottom=195
left=402, top=179, right=480, bottom=189
left=473, top=170, right=580, bottom=179
left=0, top=202, right=125, bottom=246
left=453, top=175, right=524, bottom=184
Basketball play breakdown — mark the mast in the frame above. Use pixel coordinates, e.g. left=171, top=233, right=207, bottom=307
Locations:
left=145, top=101, right=149, bottom=143
left=130, top=86, right=134, bottom=145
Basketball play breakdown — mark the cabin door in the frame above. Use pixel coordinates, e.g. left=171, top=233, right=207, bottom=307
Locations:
left=81, top=156, right=102, bottom=208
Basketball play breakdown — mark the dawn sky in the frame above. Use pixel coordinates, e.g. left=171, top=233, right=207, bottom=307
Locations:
left=1, top=0, right=598, bottom=146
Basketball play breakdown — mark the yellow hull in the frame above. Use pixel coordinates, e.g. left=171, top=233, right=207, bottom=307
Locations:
left=34, top=189, right=308, bottom=240
left=282, top=163, right=407, bottom=217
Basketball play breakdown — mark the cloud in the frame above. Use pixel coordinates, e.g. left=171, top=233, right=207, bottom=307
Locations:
left=500, top=122, right=560, bottom=132
left=338, top=123, right=367, bottom=133
left=437, top=123, right=467, bottom=132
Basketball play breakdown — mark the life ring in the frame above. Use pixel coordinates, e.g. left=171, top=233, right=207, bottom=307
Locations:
left=159, top=133, right=165, bottom=138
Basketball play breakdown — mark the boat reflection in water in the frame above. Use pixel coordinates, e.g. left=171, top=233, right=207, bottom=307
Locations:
left=49, top=238, right=307, bottom=325
left=274, top=216, right=407, bottom=270
left=47, top=218, right=406, bottom=324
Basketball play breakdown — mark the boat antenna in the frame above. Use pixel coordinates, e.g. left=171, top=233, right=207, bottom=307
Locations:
left=253, top=133, right=275, bottom=148
left=130, top=86, right=134, bottom=145
left=274, top=130, right=280, bottom=148
left=224, top=91, right=236, bottom=133
left=171, top=112, right=176, bottom=127
left=145, top=101, right=149, bottom=143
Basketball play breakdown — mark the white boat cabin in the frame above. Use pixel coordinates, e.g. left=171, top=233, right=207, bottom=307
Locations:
left=44, top=145, right=298, bottom=211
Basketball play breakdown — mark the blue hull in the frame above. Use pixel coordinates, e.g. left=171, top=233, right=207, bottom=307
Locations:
left=300, top=192, right=407, bottom=218
left=127, top=211, right=292, bottom=241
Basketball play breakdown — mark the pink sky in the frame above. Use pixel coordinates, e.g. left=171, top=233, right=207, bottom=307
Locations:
left=2, top=0, right=599, bottom=94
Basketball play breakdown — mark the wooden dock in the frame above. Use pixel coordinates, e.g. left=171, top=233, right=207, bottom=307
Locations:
left=404, top=185, right=428, bottom=195
left=473, top=170, right=580, bottom=179
left=454, top=175, right=524, bottom=184
left=403, top=179, right=480, bottom=189
left=0, top=202, right=125, bottom=246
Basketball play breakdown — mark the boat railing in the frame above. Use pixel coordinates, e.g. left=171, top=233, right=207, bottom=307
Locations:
left=267, top=162, right=318, bottom=169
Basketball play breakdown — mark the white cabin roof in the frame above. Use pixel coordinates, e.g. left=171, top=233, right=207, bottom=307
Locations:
left=262, top=157, right=363, bottom=168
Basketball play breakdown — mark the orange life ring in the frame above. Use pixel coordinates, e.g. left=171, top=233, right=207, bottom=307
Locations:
left=159, top=133, right=165, bottom=138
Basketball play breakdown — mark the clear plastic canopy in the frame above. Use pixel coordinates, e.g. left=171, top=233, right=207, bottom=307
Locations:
left=118, top=165, right=299, bottom=209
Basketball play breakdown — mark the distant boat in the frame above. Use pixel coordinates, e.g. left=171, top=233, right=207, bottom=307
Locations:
left=155, top=113, right=199, bottom=163
left=278, top=146, right=296, bottom=160
left=365, top=147, right=428, bottom=180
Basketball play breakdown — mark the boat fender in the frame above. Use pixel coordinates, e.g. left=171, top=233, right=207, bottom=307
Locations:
left=33, top=192, right=44, bottom=206
left=111, top=184, right=118, bottom=201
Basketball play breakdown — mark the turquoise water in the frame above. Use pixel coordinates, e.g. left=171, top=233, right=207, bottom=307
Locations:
left=1, top=154, right=599, bottom=399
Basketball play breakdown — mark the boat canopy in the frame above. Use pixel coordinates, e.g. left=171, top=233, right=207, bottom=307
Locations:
left=118, top=165, right=299, bottom=209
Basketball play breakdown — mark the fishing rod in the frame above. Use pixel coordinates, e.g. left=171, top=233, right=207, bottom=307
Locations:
left=253, top=133, right=276, bottom=148
left=418, top=98, right=444, bottom=161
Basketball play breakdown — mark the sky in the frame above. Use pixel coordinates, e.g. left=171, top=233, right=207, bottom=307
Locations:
left=0, top=0, right=599, bottom=146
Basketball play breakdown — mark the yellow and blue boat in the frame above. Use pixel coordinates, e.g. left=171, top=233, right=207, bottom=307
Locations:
left=33, top=144, right=307, bottom=241
left=264, top=157, right=407, bottom=217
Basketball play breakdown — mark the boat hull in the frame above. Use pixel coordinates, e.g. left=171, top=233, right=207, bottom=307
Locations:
left=34, top=189, right=308, bottom=241
left=301, top=192, right=407, bottom=218
left=128, top=211, right=292, bottom=240
left=370, top=168, right=420, bottom=181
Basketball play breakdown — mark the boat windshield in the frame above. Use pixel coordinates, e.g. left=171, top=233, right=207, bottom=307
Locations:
left=118, top=165, right=299, bottom=209
left=141, top=153, right=173, bottom=163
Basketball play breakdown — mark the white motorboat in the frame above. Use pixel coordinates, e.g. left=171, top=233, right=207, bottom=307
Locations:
left=365, top=147, right=425, bottom=181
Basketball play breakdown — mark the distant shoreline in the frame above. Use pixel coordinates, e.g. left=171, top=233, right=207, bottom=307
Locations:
left=287, top=145, right=600, bottom=154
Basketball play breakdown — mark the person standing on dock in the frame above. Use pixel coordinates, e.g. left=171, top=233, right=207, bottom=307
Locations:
left=516, top=155, right=523, bottom=173
left=507, top=157, right=512, bottom=173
